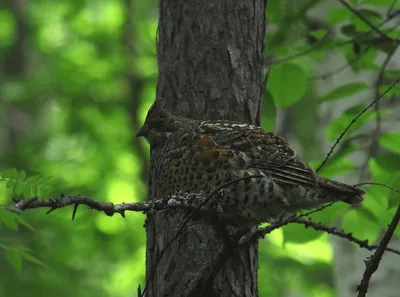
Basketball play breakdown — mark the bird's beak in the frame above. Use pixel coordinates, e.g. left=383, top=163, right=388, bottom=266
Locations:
left=136, top=124, right=149, bottom=138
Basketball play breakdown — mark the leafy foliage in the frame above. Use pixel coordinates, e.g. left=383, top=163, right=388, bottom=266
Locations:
left=0, top=169, right=51, bottom=198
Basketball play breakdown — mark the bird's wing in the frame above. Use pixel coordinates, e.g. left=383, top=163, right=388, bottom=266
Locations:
left=195, top=121, right=318, bottom=187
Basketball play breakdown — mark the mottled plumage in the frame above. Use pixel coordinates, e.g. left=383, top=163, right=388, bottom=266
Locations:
left=136, top=101, right=365, bottom=223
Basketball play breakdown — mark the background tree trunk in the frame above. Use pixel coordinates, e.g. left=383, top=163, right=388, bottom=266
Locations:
left=145, top=1, right=266, bottom=296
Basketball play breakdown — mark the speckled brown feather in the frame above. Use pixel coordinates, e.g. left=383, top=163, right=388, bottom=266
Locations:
left=138, top=104, right=365, bottom=223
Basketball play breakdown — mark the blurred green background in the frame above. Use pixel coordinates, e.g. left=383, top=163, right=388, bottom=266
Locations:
left=0, top=0, right=399, bottom=296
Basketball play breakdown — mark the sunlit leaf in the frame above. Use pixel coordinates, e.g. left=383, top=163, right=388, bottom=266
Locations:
left=282, top=223, right=323, bottom=244
left=17, top=170, right=26, bottom=181
left=380, top=132, right=400, bottom=153
left=6, top=180, right=14, bottom=189
left=362, top=185, right=389, bottom=221
left=14, top=182, right=24, bottom=196
left=341, top=210, right=381, bottom=244
left=308, top=203, right=349, bottom=226
left=1, top=168, right=18, bottom=180
left=0, top=9, right=16, bottom=46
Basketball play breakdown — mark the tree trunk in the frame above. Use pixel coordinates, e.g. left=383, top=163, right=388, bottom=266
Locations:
left=145, top=1, right=266, bottom=296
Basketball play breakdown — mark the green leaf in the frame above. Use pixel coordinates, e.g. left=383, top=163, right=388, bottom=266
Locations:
left=387, top=174, right=400, bottom=209
left=0, top=210, right=18, bottom=231
left=17, top=170, right=26, bottom=181
left=379, top=83, right=400, bottom=99
left=0, top=10, right=15, bottom=46
left=1, top=168, right=18, bottom=180
left=5, top=248, right=22, bottom=272
left=282, top=223, right=322, bottom=244
left=31, top=185, right=39, bottom=196
left=319, top=83, right=368, bottom=103
left=325, top=104, right=379, bottom=141
left=385, top=70, right=400, bottom=79
left=267, top=63, right=307, bottom=108
left=0, top=243, right=9, bottom=250
left=6, top=180, right=14, bottom=189
left=23, top=185, right=32, bottom=198
left=22, top=252, right=48, bottom=268
left=14, top=182, right=24, bottom=196
left=326, top=8, right=350, bottom=26
left=313, top=158, right=355, bottom=178
left=24, top=175, right=41, bottom=184
left=308, top=203, right=349, bottom=226
left=362, top=185, right=389, bottom=220
left=309, top=29, right=328, bottom=40
left=321, top=138, right=358, bottom=166
left=380, top=132, right=400, bottom=153
left=371, top=153, right=400, bottom=174
left=361, top=0, right=400, bottom=8
left=352, top=48, right=378, bottom=71
left=15, top=216, right=35, bottom=231
left=266, top=0, right=283, bottom=24
left=23, top=176, right=41, bottom=197
left=341, top=24, right=358, bottom=38
left=340, top=43, right=378, bottom=72
left=341, top=210, right=381, bottom=244
left=350, top=9, right=383, bottom=32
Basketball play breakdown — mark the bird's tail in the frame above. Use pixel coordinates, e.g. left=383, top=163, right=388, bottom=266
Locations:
left=318, top=176, right=365, bottom=205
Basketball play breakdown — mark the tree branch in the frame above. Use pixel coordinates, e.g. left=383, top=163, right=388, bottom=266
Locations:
left=8, top=193, right=213, bottom=219
left=336, top=0, right=393, bottom=41
left=294, top=218, right=400, bottom=256
left=357, top=203, right=400, bottom=297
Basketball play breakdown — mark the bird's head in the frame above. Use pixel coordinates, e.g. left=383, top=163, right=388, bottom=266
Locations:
left=136, top=100, right=184, bottom=146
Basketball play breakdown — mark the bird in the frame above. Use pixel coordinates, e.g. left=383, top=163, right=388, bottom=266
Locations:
left=136, top=100, right=365, bottom=224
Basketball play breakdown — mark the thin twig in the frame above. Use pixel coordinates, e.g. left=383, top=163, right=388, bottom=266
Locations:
left=354, top=182, right=400, bottom=195
left=357, top=203, right=400, bottom=297
left=8, top=194, right=213, bottom=218
left=309, top=46, right=372, bottom=81
left=386, top=0, right=399, bottom=18
left=294, top=218, right=400, bottom=256
left=238, top=202, right=336, bottom=245
left=337, top=0, right=393, bottom=41
left=316, top=79, right=399, bottom=173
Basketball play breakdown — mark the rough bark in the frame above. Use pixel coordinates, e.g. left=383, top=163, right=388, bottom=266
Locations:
left=145, top=1, right=266, bottom=296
